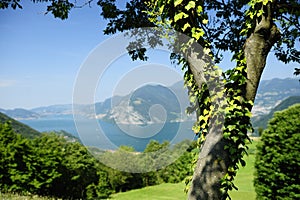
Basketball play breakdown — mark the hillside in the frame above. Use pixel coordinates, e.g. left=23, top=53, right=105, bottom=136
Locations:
left=99, top=84, right=191, bottom=124
left=0, top=112, right=40, bottom=138
left=252, top=96, right=300, bottom=132
left=0, top=108, right=40, bottom=120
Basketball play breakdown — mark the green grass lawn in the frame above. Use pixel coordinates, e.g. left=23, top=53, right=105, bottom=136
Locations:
left=110, top=183, right=188, bottom=200
left=229, top=140, right=257, bottom=200
left=112, top=140, right=258, bottom=200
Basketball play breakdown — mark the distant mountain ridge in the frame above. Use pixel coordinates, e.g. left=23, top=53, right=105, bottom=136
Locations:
left=252, top=96, right=300, bottom=132
left=1, top=78, right=299, bottom=124
left=0, top=108, right=40, bottom=120
left=98, top=84, right=189, bottom=124
left=252, top=78, right=300, bottom=116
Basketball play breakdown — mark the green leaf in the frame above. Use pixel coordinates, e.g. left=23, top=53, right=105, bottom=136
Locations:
left=240, top=159, right=246, bottom=167
left=185, top=1, right=195, bottom=11
left=257, top=9, right=264, bottom=17
left=192, top=125, right=200, bottom=133
left=191, top=27, right=204, bottom=40
left=174, top=0, right=184, bottom=7
left=202, top=19, right=208, bottom=24
left=262, top=0, right=270, bottom=5
left=182, top=23, right=191, bottom=31
left=197, top=5, right=203, bottom=13
left=174, top=12, right=188, bottom=22
left=203, top=109, right=209, bottom=115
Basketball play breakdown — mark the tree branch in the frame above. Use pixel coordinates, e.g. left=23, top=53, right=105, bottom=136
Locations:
left=74, top=0, right=94, bottom=8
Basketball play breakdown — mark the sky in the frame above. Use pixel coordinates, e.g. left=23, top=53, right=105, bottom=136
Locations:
left=0, top=1, right=298, bottom=109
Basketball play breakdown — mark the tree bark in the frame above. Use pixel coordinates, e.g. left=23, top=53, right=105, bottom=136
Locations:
left=187, top=52, right=229, bottom=200
left=245, top=9, right=280, bottom=102
left=188, top=123, right=229, bottom=200
left=188, top=3, right=280, bottom=199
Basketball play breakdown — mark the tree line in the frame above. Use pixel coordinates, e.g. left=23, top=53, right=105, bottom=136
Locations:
left=0, top=122, right=197, bottom=199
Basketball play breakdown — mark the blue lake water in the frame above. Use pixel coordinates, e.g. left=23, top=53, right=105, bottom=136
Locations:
left=21, top=119, right=195, bottom=152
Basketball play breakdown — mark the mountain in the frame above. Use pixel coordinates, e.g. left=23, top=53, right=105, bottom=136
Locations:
left=1, top=78, right=299, bottom=124
left=96, top=83, right=192, bottom=124
left=0, top=112, right=40, bottom=138
left=252, top=78, right=300, bottom=116
left=31, top=104, right=73, bottom=119
left=0, top=108, right=40, bottom=120
left=252, top=96, right=300, bottom=132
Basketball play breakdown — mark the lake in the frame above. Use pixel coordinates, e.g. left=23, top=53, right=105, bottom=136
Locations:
left=21, top=119, right=195, bottom=152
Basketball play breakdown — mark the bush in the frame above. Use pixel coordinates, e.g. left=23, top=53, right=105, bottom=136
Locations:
left=254, top=104, right=300, bottom=200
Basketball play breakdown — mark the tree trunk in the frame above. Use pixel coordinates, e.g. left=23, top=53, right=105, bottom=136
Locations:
left=188, top=123, right=229, bottom=200
left=244, top=7, right=280, bottom=102
left=188, top=3, right=280, bottom=199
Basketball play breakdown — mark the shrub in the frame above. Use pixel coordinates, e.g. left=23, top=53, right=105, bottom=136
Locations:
left=254, top=104, right=300, bottom=200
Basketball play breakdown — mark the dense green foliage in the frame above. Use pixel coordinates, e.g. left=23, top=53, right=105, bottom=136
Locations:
left=0, top=140, right=258, bottom=200
left=0, top=123, right=32, bottom=194
left=254, top=104, right=300, bottom=199
left=0, top=122, right=109, bottom=199
left=0, top=121, right=196, bottom=199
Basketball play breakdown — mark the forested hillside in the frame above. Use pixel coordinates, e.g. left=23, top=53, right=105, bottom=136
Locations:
left=0, top=112, right=40, bottom=138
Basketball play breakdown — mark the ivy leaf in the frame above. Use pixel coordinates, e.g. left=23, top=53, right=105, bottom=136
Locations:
left=257, top=9, right=264, bottom=17
left=192, top=125, right=200, bottom=133
left=174, top=12, right=188, bottom=22
left=202, top=19, right=208, bottom=24
left=185, top=1, right=195, bottom=11
left=174, top=0, right=184, bottom=7
left=191, top=27, right=204, bottom=40
left=182, top=23, right=191, bottom=31
left=197, top=5, right=203, bottom=13
left=263, top=0, right=270, bottom=5
left=240, top=159, right=246, bottom=167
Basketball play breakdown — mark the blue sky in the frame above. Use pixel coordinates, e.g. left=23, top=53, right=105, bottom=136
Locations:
left=0, top=1, right=298, bottom=109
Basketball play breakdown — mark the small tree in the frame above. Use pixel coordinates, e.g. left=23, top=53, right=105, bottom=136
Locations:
left=254, top=104, right=300, bottom=200
left=0, top=122, right=32, bottom=194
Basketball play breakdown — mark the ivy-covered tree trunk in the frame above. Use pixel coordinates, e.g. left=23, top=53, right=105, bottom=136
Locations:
left=188, top=125, right=229, bottom=199
left=188, top=3, right=280, bottom=200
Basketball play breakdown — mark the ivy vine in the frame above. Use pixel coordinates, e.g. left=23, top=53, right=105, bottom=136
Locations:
left=146, top=0, right=272, bottom=198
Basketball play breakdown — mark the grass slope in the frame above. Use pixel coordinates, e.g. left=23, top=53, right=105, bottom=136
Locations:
left=228, top=140, right=257, bottom=200
left=111, top=183, right=187, bottom=200
left=112, top=140, right=257, bottom=200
